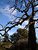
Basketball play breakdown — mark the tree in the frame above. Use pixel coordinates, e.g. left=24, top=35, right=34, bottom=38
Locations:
left=10, top=28, right=28, bottom=43
left=3, top=33, right=9, bottom=42
left=17, top=28, right=28, bottom=39
left=0, top=0, right=38, bottom=50
left=10, top=28, right=28, bottom=50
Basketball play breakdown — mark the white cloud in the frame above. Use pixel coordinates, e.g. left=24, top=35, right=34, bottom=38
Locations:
left=8, top=31, right=13, bottom=35
left=36, top=5, right=38, bottom=7
left=34, top=12, right=38, bottom=19
left=0, top=5, right=17, bottom=21
left=0, top=31, right=5, bottom=35
left=35, top=28, right=38, bottom=38
left=16, top=20, right=29, bottom=29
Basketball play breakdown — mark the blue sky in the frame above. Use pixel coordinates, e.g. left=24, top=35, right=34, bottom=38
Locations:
left=0, top=0, right=38, bottom=42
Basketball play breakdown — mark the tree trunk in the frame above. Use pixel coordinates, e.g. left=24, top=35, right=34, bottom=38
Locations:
left=28, top=18, right=36, bottom=50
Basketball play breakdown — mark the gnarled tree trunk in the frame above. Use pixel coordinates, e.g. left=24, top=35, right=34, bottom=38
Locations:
left=28, top=18, right=36, bottom=50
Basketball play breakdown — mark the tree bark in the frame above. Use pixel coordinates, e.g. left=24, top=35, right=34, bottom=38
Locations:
left=28, top=18, right=36, bottom=50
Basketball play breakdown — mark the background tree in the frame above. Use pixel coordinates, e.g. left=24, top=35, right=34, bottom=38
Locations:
left=10, top=28, right=28, bottom=43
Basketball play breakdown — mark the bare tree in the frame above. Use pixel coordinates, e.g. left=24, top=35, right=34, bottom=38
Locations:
left=0, top=0, right=38, bottom=50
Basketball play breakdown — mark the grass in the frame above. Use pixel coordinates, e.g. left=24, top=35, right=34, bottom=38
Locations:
left=0, top=42, right=12, bottom=50
left=0, top=42, right=38, bottom=50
